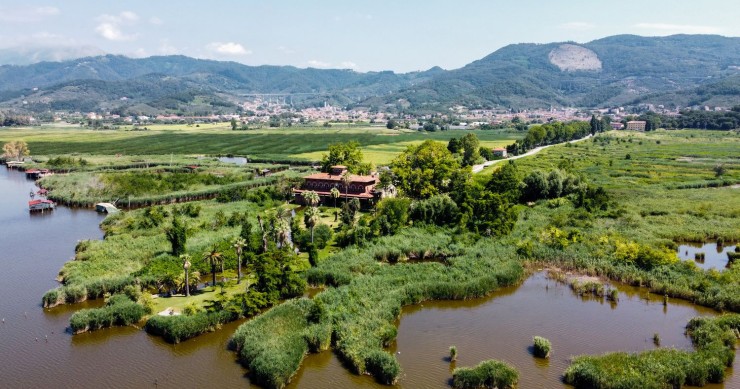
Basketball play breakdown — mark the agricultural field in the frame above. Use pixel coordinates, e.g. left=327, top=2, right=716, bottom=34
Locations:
left=0, top=124, right=521, bottom=164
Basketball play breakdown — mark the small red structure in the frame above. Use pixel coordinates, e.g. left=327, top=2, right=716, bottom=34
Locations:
left=37, top=188, right=49, bottom=196
left=29, top=199, right=55, bottom=212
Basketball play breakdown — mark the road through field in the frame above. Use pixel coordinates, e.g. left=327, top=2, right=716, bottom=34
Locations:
left=472, top=134, right=592, bottom=173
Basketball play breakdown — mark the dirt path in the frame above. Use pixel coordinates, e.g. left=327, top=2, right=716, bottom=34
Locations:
left=472, top=134, right=593, bottom=173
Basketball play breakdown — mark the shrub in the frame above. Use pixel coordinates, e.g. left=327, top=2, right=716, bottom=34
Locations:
left=533, top=336, right=552, bottom=358
left=145, top=310, right=236, bottom=343
left=42, top=288, right=63, bottom=308
left=452, top=359, right=519, bottom=389
left=365, top=350, right=401, bottom=385
left=450, top=345, right=458, bottom=362
left=69, top=294, right=147, bottom=334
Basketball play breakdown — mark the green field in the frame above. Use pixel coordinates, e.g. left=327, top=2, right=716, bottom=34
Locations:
left=0, top=124, right=521, bottom=164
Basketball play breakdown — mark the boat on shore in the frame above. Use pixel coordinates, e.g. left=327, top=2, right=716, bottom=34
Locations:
left=29, top=199, right=55, bottom=212
left=95, top=202, right=119, bottom=214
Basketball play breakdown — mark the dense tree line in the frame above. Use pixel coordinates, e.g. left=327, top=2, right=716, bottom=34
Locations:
left=641, top=107, right=740, bottom=130
left=506, top=121, right=592, bottom=155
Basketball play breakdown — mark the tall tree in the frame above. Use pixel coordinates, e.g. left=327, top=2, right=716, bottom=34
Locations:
left=459, top=133, right=481, bottom=166
left=180, top=254, right=192, bottom=296
left=166, top=216, right=187, bottom=256
left=203, top=245, right=223, bottom=286
left=391, top=140, right=465, bottom=199
left=232, top=237, right=246, bottom=284
left=2, top=140, right=29, bottom=161
left=341, top=170, right=352, bottom=201
left=330, top=186, right=341, bottom=209
left=320, top=141, right=369, bottom=173
left=303, top=190, right=320, bottom=207
left=303, top=206, right=320, bottom=243
left=590, top=115, right=601, bottom=135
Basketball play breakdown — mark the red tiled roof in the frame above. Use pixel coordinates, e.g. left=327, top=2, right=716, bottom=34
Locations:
left=303, top=172, right=377, bottom=183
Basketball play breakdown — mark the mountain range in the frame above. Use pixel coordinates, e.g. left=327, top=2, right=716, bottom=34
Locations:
left=0, top=34, right=738, bottom=115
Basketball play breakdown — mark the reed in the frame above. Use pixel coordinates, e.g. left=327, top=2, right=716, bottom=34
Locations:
left=533, top=336, right=552, bottom=358
left=452, top=359, right=519, bottom=389
left=69, top=294, right=149, bottom=334
left=564, top=314, right=740, bottom=388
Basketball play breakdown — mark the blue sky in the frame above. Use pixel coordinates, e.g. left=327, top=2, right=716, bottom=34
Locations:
left=0, top=0, right=738, bottom=71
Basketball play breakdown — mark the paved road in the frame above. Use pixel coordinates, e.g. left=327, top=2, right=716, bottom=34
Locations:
left=472, top=134, right=593, bottom=173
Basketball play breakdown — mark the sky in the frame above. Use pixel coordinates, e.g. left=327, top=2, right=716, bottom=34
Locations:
left=0, top=0, right=738, bottom=72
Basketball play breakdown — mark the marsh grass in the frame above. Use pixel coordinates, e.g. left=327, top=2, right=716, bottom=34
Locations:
left=564, top=314, right=740, bottom=388
left=533, top=336, right=552, bottom=358
left=69, top=294, right=149, bottom=334
left=452, top=359, right=519, bottom=389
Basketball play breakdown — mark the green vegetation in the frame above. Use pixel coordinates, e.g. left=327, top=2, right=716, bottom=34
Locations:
left=69, top=293, right=150, bottom=334
left=232, top=229, right=525, bottom=386
left=449, top=345, right=458, bottom=362
left=533, top=336, right=552, bottom=358
left=451, top=359, right=519, bottom=389
left=33, top=127, right=739, bottom=386
left=0, top=126, right=521, bottom=164
left=564, top=314, right=740, bottom=388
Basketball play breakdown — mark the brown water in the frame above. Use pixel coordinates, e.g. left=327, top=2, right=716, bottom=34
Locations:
left=292, top=273, right=738, bottom=388
left=1, top=165, right=737, bottom=388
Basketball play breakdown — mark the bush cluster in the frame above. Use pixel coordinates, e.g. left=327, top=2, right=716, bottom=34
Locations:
left=69, top=294, right=149, bottom=334
left=452, top=359, right=519, bottom=389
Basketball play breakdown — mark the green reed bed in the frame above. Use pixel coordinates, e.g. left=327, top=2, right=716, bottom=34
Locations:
left=145, top=310, right=238, bottom=343
left=69, top=293, right=150, bottom=334
left=451, top=359, right=519, bottom=389
left=230, top=298, right=316, bottom=389
left=564, top=314, right=740, bottom=389
left=230, top=229, right=525, bottom=387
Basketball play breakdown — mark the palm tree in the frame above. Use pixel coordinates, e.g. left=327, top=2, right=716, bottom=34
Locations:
left=304, top=206, right=320, bottom=243
left=303, top=190, right=320, bottom=207
left=330, top=186, right=341, bottom=222
left=330, top=186, right=340, bottom=209
left=203, top=245, right=223, bottom=287
left=232, top=237, right=246, bottom=284
left=341, top=171, right=352, bottom=202
left=180, top=254, right=192, bottom=296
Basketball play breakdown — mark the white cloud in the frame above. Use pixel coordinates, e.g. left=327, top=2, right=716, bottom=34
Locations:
left=95, top=11, right=140, bottom=41
left=634, top=23, right=721, bottom=35
left=307, top=59, right=331, bottom=68
left=158, top=40, right=178, bottom=55
left=0, top=6, right=60, bottom=22
left=149, top=17, right=163, bottom=25
left=206, top=42, right=251, bottom=56
left=340, top=61, right=357, bottom=69
left=558, top=22, right=595, bottom=31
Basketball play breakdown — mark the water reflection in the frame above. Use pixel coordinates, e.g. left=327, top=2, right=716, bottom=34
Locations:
left=677, top=242, right=737, bottom=270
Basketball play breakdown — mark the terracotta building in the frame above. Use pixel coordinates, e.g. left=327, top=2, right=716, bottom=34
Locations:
left=293, top=165, right=382, bottom=206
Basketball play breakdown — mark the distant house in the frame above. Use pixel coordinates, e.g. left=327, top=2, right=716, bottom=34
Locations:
left=293, top=165, right=383, bottom=206
left=626, top=121, right=646, bottom=131
left=492, top=148, right=507, bottom=158
left=610, top=122, right=625, bottom=130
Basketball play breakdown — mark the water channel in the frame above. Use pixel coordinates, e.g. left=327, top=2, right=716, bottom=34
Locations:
left=0, top=165, right=737, bottom=388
